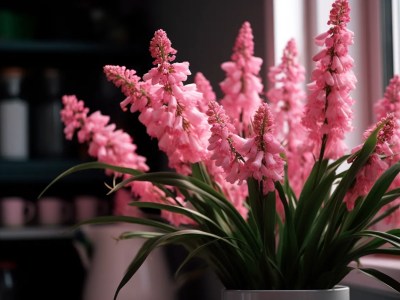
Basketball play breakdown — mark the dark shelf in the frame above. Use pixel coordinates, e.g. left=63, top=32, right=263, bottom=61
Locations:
left=0, top=225, right=73, bottom=240
left=0, top=159, right=106, bottom=183
left=0, top=39, right=142, bottom=55
left=0, top=39, right=147, bottom=68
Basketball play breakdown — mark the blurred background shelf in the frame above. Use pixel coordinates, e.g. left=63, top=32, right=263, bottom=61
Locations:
left=0, top=159, right=106, bottom=183
left=0, top=40, right=146, bottom=68
left=0, top=225, right=73, bottom=240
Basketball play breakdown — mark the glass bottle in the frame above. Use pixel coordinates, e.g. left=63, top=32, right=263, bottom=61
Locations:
left=0, top=67, right=29, bottom=160
left=0, top=260, right=16, bottom=300
left=31, top=68, right=65, bottom=158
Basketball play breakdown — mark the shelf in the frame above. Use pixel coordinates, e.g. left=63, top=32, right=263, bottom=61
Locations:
left=0, top=39, right=142, bottom=55
left=0, top=225, right=74, bottom=240
left=0, top=39, right=148, bottom=68
left=0, top=159, right=106, bottom=183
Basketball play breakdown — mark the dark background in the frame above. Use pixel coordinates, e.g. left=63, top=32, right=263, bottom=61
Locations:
left=0, top=1, right=266, bottom=299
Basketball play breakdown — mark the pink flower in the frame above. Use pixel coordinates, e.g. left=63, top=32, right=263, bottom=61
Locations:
left=373, top=75, right=400, bottom=225
left=139, top=30, right=211, bottom=174
left=60, top=95, right=89, bottom=140
left=60, top=95, right=149, bottom=177
left=302, top=0, right=356, bottom=160
left=267, top=39, right=309, bottom=197
left=103, top=65, right=152, bottom=114
left=241, top=103, right=285, bottom=194
left=220, top=21, right=264, bottom=136
left=375, top=75, right=400, bottom=120
left=195, top=72, right=216, bottom=113
left=344, top=114, right=396, bottom=210
left=207, top=100, right=247, bottom=183
left=149, top=29, right=177, bottom=65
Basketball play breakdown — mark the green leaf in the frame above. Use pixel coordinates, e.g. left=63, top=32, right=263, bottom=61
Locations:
left=113, top=229, right=239, bottom=300
left=38, top=161, right=142, bottom=199
left=346, top=229, right=400, bottom=261
left=70, top=215, right=177, bottom=233
left=353, top=230, right=400, bottom=248
left=117, top=231, right=164, bottom=239
left=128, top=201, right=223, bottom=233
left=348, top=162, right=400, bottom=232
left=357, top=268, right=400, bottom=293
left=108, top=171, right=259, bottom=249
left=263, top=191, right=277, bottom=259
left=191, top=162, right=213, bottom=186
left=174, top=240, right=220, bottom=279
left=295, top=168, right=337, bottom=242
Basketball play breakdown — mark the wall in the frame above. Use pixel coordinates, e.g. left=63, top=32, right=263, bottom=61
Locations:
left=141, top=0, right=268, bottom=98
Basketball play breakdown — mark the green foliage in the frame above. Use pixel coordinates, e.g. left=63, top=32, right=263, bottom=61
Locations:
left=40, top=126, right=400, bottom=299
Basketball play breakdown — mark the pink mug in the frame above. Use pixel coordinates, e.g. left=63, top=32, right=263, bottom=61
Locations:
left=1, top=197, right=35, bottom=227
left=38, top=197, right=71, bottom=226
left=74, top=195, right=108, bottom=222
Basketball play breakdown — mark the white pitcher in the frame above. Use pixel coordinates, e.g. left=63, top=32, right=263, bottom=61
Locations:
left=74, top=223, right=176, bottom=300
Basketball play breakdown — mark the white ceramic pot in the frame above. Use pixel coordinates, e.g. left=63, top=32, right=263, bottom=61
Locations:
left=222, top=285, right=350, bottom=300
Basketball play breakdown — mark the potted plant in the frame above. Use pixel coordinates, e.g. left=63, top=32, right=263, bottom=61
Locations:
left=41, top=0, right=400, bottom=299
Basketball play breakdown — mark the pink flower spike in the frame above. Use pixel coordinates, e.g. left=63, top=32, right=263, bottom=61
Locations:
left=60, top=95, right=89, bottom=140
left=103, top=65, right=153, bottom=113
left=207, top=100, right=247, bottom=183
left=194, top=72, right=216, bottom=113
left=149, top=29, right=177, bottom=65
left=243, top=103, right=285, bottom=194
left=103, top=65, right=141, bottom=97
left=302, top=0, right=355, bottom=160
left=220, top=21, right=264, bottom=136
left=344, top=113, right=396, bottom=210
left=266, top=38, right=309, bottom=197
left=374, top=75, right=400, bottom=120
left=60, top=94, right=149, bottom=178
left=328, top=0, right=351, bottom=27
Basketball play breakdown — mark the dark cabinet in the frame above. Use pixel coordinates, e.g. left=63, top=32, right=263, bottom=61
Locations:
left=0, top=1, right=155, bottom=299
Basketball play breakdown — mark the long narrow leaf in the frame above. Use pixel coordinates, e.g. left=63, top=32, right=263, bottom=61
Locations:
left=113, top=229, right=241, bottom=300
left=349, top=162, right=400, bottom=231
left=358, top=268, right=400, bottom=293
left=39, top=161, right=142, bottom=199
left=70, top=215, right=177, bottom=233
left=129, top=201, right=224, bottom=233
left=108, top=172, right=259, bottom=247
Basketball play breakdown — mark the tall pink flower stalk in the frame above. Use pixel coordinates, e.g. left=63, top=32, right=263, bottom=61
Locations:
left=207, top=100, right=247, bottom=184
left=241, top=103, right=285, bottom=194
left=344, top=114, right=396, bottom=210
left=374, top=75, right=400, bottom=160
left=207, top=100, right=285, bottom=195
left=267, top=38, right=310, bottom=197
left=220, top=21, right=264, bottom=136
left=302, top=0, right=356, bottom=160
left=105, top=30, right=211, bottom=175
left=60, top=95, right=194, bottom=226
left=373, top=75, right=400, bottom=226
left=60, top=95, right=149, bottom=174
left=194, top=72, right=216, bottom=113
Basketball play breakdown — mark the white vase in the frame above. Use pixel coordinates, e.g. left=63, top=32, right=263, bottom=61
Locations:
left=74, top=223, right=176, bottom=300
left=221, top=285, right=350, bottom=300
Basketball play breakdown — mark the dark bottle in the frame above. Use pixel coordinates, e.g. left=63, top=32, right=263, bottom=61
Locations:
left=31, top=68, right=65, bottom=158
left=0, top=261, right=16, bottom=300
left=0, top=67, right=29, bottom=160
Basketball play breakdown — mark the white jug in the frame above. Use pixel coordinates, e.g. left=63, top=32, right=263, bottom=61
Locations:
left=74, top=223, right=176, bottom=300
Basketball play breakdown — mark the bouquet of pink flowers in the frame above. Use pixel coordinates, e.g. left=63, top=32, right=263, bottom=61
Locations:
left=41, top=0, right=400, bottom=298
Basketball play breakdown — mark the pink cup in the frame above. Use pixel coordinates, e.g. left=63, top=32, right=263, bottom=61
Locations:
left=74, top=195, right=108, bottom=222
left=1, top=197, right=35, bottom=227
left=38, top=197, right=71, bottom=226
